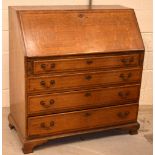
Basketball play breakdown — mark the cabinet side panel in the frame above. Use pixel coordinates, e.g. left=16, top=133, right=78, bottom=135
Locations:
left=9, top=7, right=26, bottom=138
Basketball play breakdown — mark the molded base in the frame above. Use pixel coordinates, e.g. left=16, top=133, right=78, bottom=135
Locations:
left=8, top=114, right=140, bottom=154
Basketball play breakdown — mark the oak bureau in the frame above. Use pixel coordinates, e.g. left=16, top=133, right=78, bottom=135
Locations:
left=8, top=5, right=145, bottom=153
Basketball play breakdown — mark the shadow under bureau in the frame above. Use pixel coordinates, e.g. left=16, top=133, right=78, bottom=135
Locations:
left=8, top=5, right=145, bottom=154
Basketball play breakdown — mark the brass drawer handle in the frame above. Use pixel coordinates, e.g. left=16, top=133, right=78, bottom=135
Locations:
left=41, top=64, right=46, bottom=69
left=50, top=63, right=55, bottom=69
left=40, top=121, right=55, bottom=130
left=40, top=99, right=55, bottom=108
left=40, top=80, right=46, bottom=86
left=118, top=91, right=130, bottom=99
left=85, top=92, right=92, bottom=97
left=40, top=80, right=55, bottom=88
left=40, top=63, right=56, bottom=70
left=121, top=57, right=134, bottom=66
left=86, top=60, right=93, bottom=65
left=117, top=111, right=130, bottom=119
left=85, top=75, right=92, bottom=80
left=50, top=80, right=55, bottom=85
left=120, top=73, right=132, bottom=81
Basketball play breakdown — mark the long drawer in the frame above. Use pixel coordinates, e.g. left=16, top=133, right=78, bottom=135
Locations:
left=28, top=85, right=140, bottom=115
left=27, top=68, right=142, bottom=92
left=28, top=104, right=138, bottom=137
left=32, top=54, right=141, bottom=75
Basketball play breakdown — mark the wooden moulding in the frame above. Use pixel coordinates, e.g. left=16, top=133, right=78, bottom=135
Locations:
left=8, top=113, right=140, bottom=154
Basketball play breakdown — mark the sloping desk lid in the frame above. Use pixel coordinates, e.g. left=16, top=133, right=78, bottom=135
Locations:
left=18, top=6, right=144, bottom=57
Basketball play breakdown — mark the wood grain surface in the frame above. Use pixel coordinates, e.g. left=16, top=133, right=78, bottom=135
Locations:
left=33, top=54, right=141, bottom=75
left=28, top=104, right=138, bottom=137
left=28, top=85, right=140, bottom=115
left=19, top=8, right=144, bottom=57
left=27, top=68, right=142, bottom=92
left=9, top=7, right=26, bottom=138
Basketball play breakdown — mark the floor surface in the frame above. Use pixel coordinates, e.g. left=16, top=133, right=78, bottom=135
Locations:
left=2, top=106, right=152, bottom=155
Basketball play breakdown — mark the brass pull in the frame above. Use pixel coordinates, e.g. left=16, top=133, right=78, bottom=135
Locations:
left=121, top=57, right=134, bottom=66
left=86, top=60, right=93, bottom=65
left=40, top=80, right=46, bottom=86
left=40, top=121, right=54, bottom=130
left=50, top=63, right=55, bottom=69
left=40, top=80, right=55, bottom=88
left=50, top=80, right=55, bottom=85
left=85, top=75, right=92, bottom=80
left=84, top=112, right=91, bottom=117
left=40, top=99, right=55, bottom=108
left=40, top=63, right=55, bottom=70
left=41, top=64, right=46, bottom=69
left=118, top=91, right=130, bottom=99
left=85, top=92, right=92, bottom=97
left=117, top=111, right=130, bottom=119
left=120, top=73, right=132, bottom=81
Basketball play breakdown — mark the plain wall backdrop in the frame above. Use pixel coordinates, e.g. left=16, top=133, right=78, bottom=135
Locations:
left=2, top=0, right=153, bottom=107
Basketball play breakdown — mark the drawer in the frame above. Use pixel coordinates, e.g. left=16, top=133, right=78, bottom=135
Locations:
left=27, top=69, right=142, bottom=92
left=28, top=85, right=140, bottom=115
left=28, top=104, right=138, bottom=137
left=32, top=54, right=140, bottom=75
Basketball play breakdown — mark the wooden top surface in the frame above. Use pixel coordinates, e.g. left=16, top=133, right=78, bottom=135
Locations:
left=16, top=6, right=144, bottom=57
left=11, top=5, right=130, bottom=10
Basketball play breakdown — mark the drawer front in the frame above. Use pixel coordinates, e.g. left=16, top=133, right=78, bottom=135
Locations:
left=28, top=104, right=138, bottom=137
left=28, top=69, right=142, bottom=92
left=28, top=85, right=140, bottom=115
left=33, top=54, right=140, bottom=74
